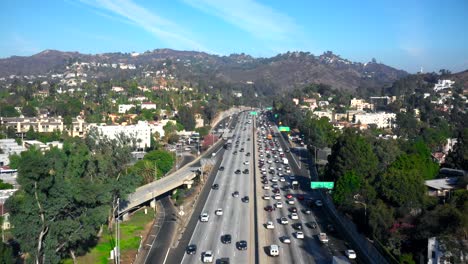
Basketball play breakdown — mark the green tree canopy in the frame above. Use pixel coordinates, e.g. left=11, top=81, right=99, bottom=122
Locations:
left=177, top=106, right=196, bottom=131
left=325, top=128, right=378, bottom=182
left=378, top=154, right=427, bottom=208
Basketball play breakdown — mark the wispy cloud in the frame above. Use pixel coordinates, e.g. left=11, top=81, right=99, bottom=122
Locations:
left=183, top=0, right=303, bottom=46
left=77, top=0, right=208, bottom=51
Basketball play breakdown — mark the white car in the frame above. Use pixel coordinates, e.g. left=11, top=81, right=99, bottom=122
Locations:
left=200, top=213, right=209, bottom=222
left=287, top=199, right=295, bottom=205
left=202, top=251, right=213, bottom=262
left=295, top=231, right=304, bottom=239
left=271, top=177, right=278, bottom=182
left=275, top=202, right=283, bottom=208
left=279, top=177, right=285, bottom=182
left=262, top=171, right=267, bottom=175
left=274, top=194, right=281, bottom=200
left=315, top=200, right=323, bottom=207
left=261, top=167, right=266, bottom=171
left=263, top=195, right=271, bottom=200
left=346, top=249, right=357, bottom=259
left=266, top=221, right=275, bottom=229
left=277, top=167, right=282, bottom=171
left=291, top=213, right=299, bottom=220
left=215, top=209, right=223, bottom=216
left=263, top=185, right=270, bottom=190
left=244, top=161, right=250, bottom=165
left=281, top=236, right=291, bottom=244
left=280, top=217, right=288, bottom=224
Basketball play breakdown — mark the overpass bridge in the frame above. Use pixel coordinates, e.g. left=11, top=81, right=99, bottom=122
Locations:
left=119, top=107, right=247, bottom=214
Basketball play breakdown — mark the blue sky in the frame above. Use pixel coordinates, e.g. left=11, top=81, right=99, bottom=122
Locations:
left=1, top=0, right=467, bottom=73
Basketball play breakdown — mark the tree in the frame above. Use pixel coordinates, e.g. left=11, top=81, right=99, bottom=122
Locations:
left=0, top=179, right=13, bottom=190
left=25, top=126, right=38, bottom=140
left=6, top=133, right=139, bottom=263
left=325, top=129, right=378, bottom=182
left=0, top=242, right=15, bottom=264
left=394, top=111, right=420, bottom=138
left=378, top=154, right=427, bottom=208
left=368, top=199, right=394, bottom=241
left=372, top=139, right=402, bottom=172
left=22, top=105, right=37, bottom=117
left=0, top=104, right=19, bottom=117
left=177, top=106, right=196, bottom=131
left=332, top=171, right=362, bottom=206
left=133, top=150, right=175, bottom=183
left=444, top=128, right=468, bottom=170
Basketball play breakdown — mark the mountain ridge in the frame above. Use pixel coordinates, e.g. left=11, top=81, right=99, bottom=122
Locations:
left=0, top=48, right=409, bottom=91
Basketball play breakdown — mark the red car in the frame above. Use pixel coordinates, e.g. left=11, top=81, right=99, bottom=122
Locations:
left=286, top=193, right=293, bottom=199
left=272, top=188, right=280, bottom=194
left=297, top=195, right=305, bottom=201
left=264, top=205, right=275, bottom=212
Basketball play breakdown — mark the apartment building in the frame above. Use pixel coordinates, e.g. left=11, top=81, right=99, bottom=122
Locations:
left=354, top=112, right=396, bottom=128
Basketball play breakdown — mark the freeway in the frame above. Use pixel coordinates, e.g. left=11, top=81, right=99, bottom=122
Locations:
left=255, top=114, right=356, bottom=263
left=181, top=111, right=255, bottom=264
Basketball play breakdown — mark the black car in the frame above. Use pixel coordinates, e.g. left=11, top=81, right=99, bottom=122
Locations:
left=186, top=244, right=197, bottom=254
left=327, top=224, right=336, bottom=233
left=242, top=169, right=249, bottom=174
left=292, top=223, right=303, bottom=230
left=217, top=258, right=230, bottom=264
left=240, top=148, right=245, bottom=152
left=289, top=207, right=298, bottom=213
left=232, top=191, right=239, bottom=197
left=264, top=205, right=274, bottom=212
left=221, top=234, right=232, bottom=244
left=306, top=222, right=318, bottom=229
left=246, top=152, right=251, bottom=156
left=242, top=196, right=249, bottom=203
left=212, top=184, right=219, bottom=190
left=219, top=166, right=225, bottom=171
left=234, top=169, right=241, bottom=174
left=237, top=240, right=247, bottom=250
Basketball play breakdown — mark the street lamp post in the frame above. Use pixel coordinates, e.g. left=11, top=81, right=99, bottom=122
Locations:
left=115, top=198, right=120, bottom=264
left=354, top=200, right=367, bottom=217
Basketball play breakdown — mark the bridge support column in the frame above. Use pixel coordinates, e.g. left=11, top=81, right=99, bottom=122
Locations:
left=150, top=199, right=157, bottom=209
left=122, top=212, right=130, bottom=221
left=183, top=180, right=194, bottom=189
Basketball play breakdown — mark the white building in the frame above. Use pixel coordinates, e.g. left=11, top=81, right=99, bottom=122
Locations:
left=141, top=102, right=157, bottom=110
left=434, top=80, right=455, bottom=92
left=118, top=104, right=136, bottom=114
left=350, top=98, right=374, bottom=111
left=88, top=121, right=153, bottom=150
left=312, top=110, right=333, bottom=121
left=354, top=112, right=396, bottom=128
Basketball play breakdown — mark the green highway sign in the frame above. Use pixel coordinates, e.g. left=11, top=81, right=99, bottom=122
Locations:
left=250, top=111, right=258, bottom=115
left=266, top=107, right=273, bottom=110
left=274, top=114, right=278, bottom=118
left=310, top=181, right=334, bottom=189
left=278, top=126, right=290, bottom=132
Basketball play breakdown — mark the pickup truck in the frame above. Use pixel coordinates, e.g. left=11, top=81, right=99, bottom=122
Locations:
left=319, top=233, right=329, bottom=243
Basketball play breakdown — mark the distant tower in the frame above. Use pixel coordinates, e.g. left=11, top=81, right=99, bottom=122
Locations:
left=420, top=66, right=424, bottom=74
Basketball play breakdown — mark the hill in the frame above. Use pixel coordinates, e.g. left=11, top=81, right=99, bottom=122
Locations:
left=0, top=49, right=408, bottom=92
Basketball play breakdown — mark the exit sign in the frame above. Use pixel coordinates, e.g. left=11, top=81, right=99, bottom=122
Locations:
left=310, top=181, right=334, bottom=189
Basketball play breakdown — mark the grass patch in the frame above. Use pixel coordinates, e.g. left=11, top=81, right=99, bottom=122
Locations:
left=62, top=207, right=155, bottom=264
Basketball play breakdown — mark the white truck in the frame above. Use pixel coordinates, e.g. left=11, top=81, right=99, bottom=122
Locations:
left=282, top=157, right=289, bottom=165
left=319, top=233, right=329, bottom=243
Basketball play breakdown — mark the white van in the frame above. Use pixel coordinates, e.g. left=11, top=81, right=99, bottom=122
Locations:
left=270, top=244, right=279, bottom=256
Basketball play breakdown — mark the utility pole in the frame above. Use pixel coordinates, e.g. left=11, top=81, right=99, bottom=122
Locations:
left=115, top=198, right=120, bottom=264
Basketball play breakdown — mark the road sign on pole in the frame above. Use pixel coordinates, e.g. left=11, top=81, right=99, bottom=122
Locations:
left=250, top=111, right=257, bottom=115
left=266, top=107, right=273, bottom=110
left=278, top=126, right=290, bottom=132
left=310, top=181, right=334, bottom=189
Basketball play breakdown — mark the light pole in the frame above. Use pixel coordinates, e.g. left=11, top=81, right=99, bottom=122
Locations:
left=115, top=198, right=120, bottom=264
left=353, top=195, right=367, bottom=218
